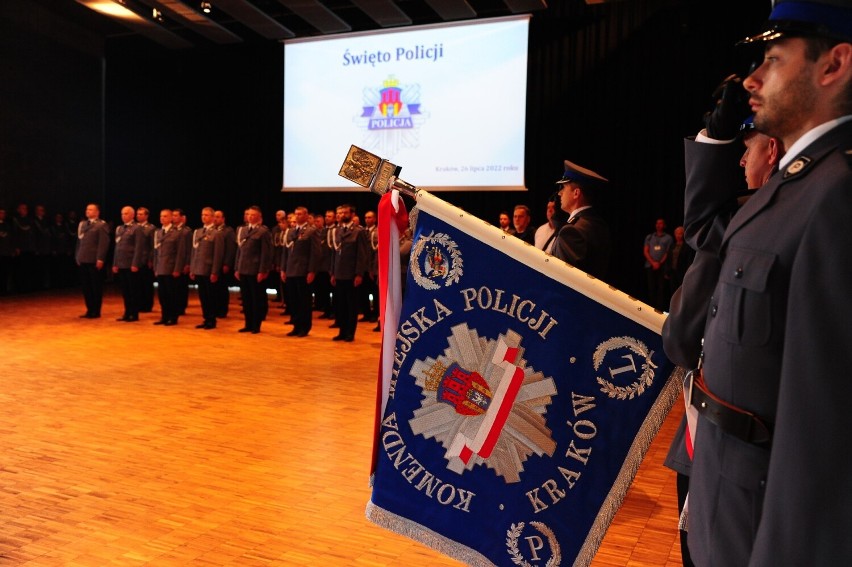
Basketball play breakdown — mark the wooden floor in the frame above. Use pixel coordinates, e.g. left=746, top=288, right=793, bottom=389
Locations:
left=0, top=286, right=685, bottom=566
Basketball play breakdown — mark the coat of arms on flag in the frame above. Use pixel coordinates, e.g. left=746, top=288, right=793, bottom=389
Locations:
left=339, top=147, right=680, bottom=566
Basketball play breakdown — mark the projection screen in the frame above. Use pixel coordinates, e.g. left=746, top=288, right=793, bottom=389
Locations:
left=282, top=15, right=530, bottom=192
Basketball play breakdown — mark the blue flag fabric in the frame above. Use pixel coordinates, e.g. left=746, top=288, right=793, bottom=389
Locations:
left=367, top=191, right=680, bottom=566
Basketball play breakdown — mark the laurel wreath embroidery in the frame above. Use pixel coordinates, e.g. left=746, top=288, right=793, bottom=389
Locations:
left=593, top=336, right=658, bottom=400
left=410, top=230, right=463, bottom=290
left=506, top=521, right=562, bottom=566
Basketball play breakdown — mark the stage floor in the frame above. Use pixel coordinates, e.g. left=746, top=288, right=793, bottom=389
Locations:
left=0, top=287, right=684, bottom=565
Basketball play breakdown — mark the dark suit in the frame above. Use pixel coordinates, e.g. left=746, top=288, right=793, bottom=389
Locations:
left=235, top=224, right=273, bottom=332
left=113, top=222, right=145, bottom=319
left=153, top=225, right=185, bottom=324
left=687, top=121, right=852, bottom=566
left=550, top=207, right=611, bottom=280
left=330, top=224, right=369, bottom=339
left=75, top=218, right=110, bottom=316
left=282, top=223, right=322, bottom=335
left=190, top=225, right=224, bottom=327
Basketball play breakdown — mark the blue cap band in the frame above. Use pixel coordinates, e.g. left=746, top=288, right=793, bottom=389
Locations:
left=769, top=1, right=852, bottom=42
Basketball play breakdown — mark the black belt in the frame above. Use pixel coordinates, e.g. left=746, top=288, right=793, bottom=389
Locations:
left=687, top=370, right=773, bottom=447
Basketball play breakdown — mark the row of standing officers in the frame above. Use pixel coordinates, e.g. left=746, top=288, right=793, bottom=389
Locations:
left=75, top=203, right=379, bottom=341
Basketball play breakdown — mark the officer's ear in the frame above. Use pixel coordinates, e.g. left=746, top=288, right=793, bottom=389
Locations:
left=820, top=42, right=852, bottom=87
left=767, top=137, right=781, bottom=167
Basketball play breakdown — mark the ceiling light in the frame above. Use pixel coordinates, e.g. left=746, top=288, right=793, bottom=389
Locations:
left=76, top=0, right=145, bottom=21
left=201, top=2, right=212, bottom=13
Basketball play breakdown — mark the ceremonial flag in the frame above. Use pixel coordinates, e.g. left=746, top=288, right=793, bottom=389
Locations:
left=368, top=189, right=680, bottom=566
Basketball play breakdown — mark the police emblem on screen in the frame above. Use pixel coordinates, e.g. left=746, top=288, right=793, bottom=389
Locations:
left=355, top=75, right=429, bottom=157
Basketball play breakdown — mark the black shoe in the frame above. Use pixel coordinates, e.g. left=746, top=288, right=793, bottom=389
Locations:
left=154, top=320, right=166, bottom=325
left=329, top=323, right=340, bottom=328
left=296, top=332, right=309, bottom=337
left=358, top=316, right=370, bottom=322
left=117, top=316, right=129, bottom=321
left=373, top=324, right=381, bottom=332
left=251, top=329, right=260, bottom=334
left=332, top=334, right=345, bottom=341
left=163, top=320, right=177, bottom=326
left=196, top=323, right=208, bottom=329
left=238, top=327, right=251, bottom=333
left=125, top=316, right=139, bottom=322
left=343, top=335, right=354, bottom=342
left=204, top=324, right=216, bottom=330
left=286, top=329, right=300, bottom=336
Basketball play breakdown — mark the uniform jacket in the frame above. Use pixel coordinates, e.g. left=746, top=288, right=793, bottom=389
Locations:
left=113, top=222, right=145, bottom=270
left=330, top=224, right=369, bottom=280
left=75, top=218, right=110, bottom=264
left=281, top=224, right=322, bottom=277
left=551, top=207, right=611, bottom=280
left=687, top=120, right=852, bottom=566
left=218, top=224, right=237, bottom=270
left=190, top=225, right=224, bottom=277
left=235, top=224, right=272, bottom=276
left=153, top=225, right=185, bottom=276
left=136, top=222, right=155, bottom=267
left=319, top=225, right=334, bottom=273
left=176, top=224, right=193, bottom=270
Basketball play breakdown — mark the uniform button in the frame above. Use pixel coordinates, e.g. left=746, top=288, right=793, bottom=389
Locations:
left=711, top=305, right=718, bottom=316
left=734, top=267, right=744, bottom=278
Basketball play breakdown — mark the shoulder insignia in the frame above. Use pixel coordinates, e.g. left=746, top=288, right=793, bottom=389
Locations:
left=783, top=155, right=812, bottom=179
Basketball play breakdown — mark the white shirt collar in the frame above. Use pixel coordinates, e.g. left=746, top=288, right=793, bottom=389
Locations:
left=780, top=115, right=852, bottom=169
left=568, top=206, right=592, bottom=221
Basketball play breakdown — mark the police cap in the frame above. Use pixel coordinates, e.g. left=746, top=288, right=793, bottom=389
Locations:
left=555, top=160, right=609, bottom=192
left=739, top=0, right=852, bottom=45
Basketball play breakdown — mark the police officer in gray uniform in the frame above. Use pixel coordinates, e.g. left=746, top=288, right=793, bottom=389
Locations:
left=683, top=2, right=852, bottom=564
left=281, top=206, right=322, bottom=337
left=235, top=206, right=272, bottom=334
left=214, top=210, right=237, bottom=318
left=190, top=207, right=224, bottom=330
left=152, top=209, right=185, bottom=326
left=75, top=203, right=110, bottom=318
left=112, top=206, right=145, bottom=322
left=135, top=207, right=156, bottom=312
left=329, top=204, right=369, bottom=342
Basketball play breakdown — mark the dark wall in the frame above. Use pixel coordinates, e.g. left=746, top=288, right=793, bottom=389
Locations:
left=3, top=0, right=771, bottom=298
left=0, top=1, right=104, bottom=218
